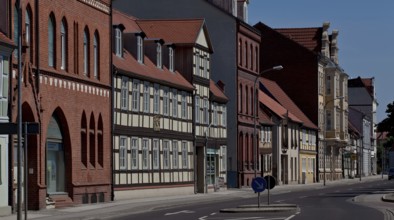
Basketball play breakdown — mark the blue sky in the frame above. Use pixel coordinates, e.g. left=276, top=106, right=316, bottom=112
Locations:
left=248, top=0, right=394, bottom=122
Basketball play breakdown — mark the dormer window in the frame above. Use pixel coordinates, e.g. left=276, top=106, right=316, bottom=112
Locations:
left=169, top=47, right=174, bottom=72
left=137, top=35, right=144, bottom=63
left=156, top=42, right=162, bottom=68
left=115, top=28, right=122, bottom=57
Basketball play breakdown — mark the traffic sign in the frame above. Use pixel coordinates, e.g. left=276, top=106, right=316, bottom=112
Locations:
left=251, top=177, right=266, bottom=193
left=264, top=175, right=276, bottom=190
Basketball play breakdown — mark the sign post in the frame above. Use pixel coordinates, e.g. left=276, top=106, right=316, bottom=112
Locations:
left=264, top=175, right=276, bottom=205
left=251, top=177, right=266, bottom=208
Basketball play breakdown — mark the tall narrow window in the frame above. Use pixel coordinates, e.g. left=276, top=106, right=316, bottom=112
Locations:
left=115, top=28, right=122, bottom=57
left=203, top=56, right=208, bottom=78
left=239, top=84, right=243, bottom=113
left=213, top=103, right=218, bottom=126
left=172, top=141, right=178, bottom=169
left=13, top=6, right=19, bottom=58
left=172, top=89, right=178, bottom=117
left=132, top=80, right=140, bottom=112
left=25, top=9, right=31, bottom=46
left=153, top=139, right=159, bottom=169
left=89, top=114, right=96, bottom=167
left=142, top=139, right=149, bottom=169
left=143, top=82, right=150, bottom=113
left=169, top=47, right=174, bottom=72
left=195, top=96, right=200, bottom=123
left=60, top=19, right=67, bottom=70
left=97, top=115, right=104, bottom=167
left=119, top=137, right=127, bottom=170
left=163, top=87, right=169, bottom=116
left=326, top=75, right=331, bottom=95
left=181, top=92, right=187, bottom=119
left=83, top=28, right=89, bottom=75
left=326, top=110, right=332, bottom=130
left=81, top=112, right=87, bottom=167
left=203, top=98, right=209, bottom=124
left=182, top=142, right=188, bottom=168
left=156, top=42, right=162, bottom=68
left=163, top=140, right=170, bottom=169
left=131, top=138, right=138, bottom=169
left=153, top=84, right=160, bottom=114
left=121, top=77, right=128, bottom=110
left=137, top=35, right=143, bottom=63
left=48, top=15, right=55, bottom=67
left=222, top=106, right=227, bottom=126
left=195, top=52, right=200, bottom=76
left=93, top=32, right=99, bottom=79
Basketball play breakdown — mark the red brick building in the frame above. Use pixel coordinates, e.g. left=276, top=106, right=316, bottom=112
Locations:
left=9, top=0, right=112, bottom=209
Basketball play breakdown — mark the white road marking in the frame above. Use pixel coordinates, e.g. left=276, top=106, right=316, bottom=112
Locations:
left=198, top=216, right=208, bottom=220
left=275, top=200, right=285, bottom=203
left=299, top=196, right=308, bottom=199
left=285, top=215, right=296, bottom=220
left=210, top=212, right=216, bottom=216
left=165, top=210, right=195, bottom=216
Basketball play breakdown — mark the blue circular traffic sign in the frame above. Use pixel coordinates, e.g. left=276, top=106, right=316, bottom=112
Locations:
left=251, top=177, right=266, bottom=193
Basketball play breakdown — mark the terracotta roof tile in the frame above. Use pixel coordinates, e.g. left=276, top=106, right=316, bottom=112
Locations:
left=210, top=80, right=228, bottom=103
left=259, top=90, right=302, bottom=124
left=113, top=10, right=141, bottom=32
left=275, top=27, right=322, bottom=53
left=258, top=107, right=274, bottom=125
left=260, top=78, right=318, bottom=129
left=136, top=19, right=205, bottom=45
left=0, top=32, right=15, bottom=47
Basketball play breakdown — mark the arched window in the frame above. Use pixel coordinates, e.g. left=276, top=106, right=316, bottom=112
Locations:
left=93, top=31, right=99, bottom=79
left=13, top=5, right=19, bottom=58
left=250, top=44, right=253, bottom=70
left=25, top=8, right=31, bottom=45
left=250, top=87, right=254, bottom=116
left=48, top=14, right=55, bottom=67
left=98, top=115, right=103, bottom=167
left=244, top=42, right=247, bottom=68
left=83, top=28, right=89, bottom=76
left=81, top=112, right=87, bottom=167
left=245, top=134, right=249, bottom=168
left=238, top=39, right=242, bottom=66
left=255, top=46, right=258, bottom=72
left=61, top=18, right=67, bottom=70
left=89, top=113, right=95, bottom=167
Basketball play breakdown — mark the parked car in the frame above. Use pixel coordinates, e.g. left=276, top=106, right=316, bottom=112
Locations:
left=388, top=168, right=394, bottom=180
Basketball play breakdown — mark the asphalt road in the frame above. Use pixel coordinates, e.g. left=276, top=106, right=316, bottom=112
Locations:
left=111, top=179, right=394, bottom=220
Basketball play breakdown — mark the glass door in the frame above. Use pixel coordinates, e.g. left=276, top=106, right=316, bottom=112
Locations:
left=46, top=142, right=65, bottom=193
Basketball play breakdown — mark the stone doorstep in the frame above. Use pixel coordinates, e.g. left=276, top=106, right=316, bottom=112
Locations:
left=48, top=194, right=74, bottom=208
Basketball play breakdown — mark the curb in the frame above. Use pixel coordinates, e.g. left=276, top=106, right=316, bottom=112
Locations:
left=220, top=204, right=298, bottom=213
left=382, top=194, right=394, bottom=203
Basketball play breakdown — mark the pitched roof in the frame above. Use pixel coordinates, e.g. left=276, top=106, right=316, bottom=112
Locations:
left=348, top=120, right=360, bottom=137
left=260, top=78, right=318, bottom=130
left=348, top=76, right=375, bottom=98
left=275, top=27, right=322, bottom=53
left=209, top=80, right=228, bottom=103
left=0, top=32, right=16, bottom=47
left=112, top=10, right=194, bottom=91
left=259, top=90, right=302, bottom=124
left=136, top=19, right=207, bottom=45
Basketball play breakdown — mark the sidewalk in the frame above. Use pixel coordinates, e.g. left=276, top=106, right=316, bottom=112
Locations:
left=0, top=175, right=391, bottom=220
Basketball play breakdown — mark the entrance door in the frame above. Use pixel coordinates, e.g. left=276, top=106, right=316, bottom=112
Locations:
left=46, top=142, right=65, bottom=193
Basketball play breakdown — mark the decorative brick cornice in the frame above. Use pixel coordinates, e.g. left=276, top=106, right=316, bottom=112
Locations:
left=78, top=0, right=110, bottom=14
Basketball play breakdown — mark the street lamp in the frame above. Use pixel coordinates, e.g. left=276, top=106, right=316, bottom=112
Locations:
left=323, top=96, right=344, bottom=186
left=253, top=65, right=283, bottom=178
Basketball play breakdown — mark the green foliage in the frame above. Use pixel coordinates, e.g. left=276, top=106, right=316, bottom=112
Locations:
left=377, top=101, right=394, bottom=137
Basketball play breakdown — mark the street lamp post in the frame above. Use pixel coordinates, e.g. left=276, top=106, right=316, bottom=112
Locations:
left=323, top=96, right=344, bottom=186
left=253, top=65, right=283, bottom=179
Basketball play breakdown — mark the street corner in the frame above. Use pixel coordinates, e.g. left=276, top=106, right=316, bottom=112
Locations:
left=382, top=193, right=394, bottom=203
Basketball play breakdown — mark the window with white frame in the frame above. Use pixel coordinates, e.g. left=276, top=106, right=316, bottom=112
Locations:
left=137, top=35, right=143, bottom=63
left=302, top=158, right=306, bottom=172
left=302, top=129, right=306, bottom=144
left=153, top=84, right=160, bottom=114
left=203, top=56, right=208, bottom=78
left=195, top=52, right=200, bottom=76
left=172, top=141, right=178, bottom=169
left=143, top=82, right=150, bottom=113
left=213, top=103, right=218, bottom=126
left=203, top=98, right=209, bottom=124
left=25, top=10, right=31, bottom=45
left=132, top=80, right=140, bottom=112
left=156, top=42, right=162, bottom=68
left=222, top=106, right=226, bottom=126
left=163, top=87, right=169, bottom=116
left=172, top=89, right=178, bottom=117
left=131, top=137, right=138, bottom=169
left=142, top=139, right=149, bottom=169
left=119, top=137, right=127, bottom=170
left=169, top=47, right=174, bottom=72
left=181, top=92, right=187, bottom=119
left=0, top=56, right=8, bottom=118
left=195, top=96, right=200, bottom=123
left=163, top=140, right=170, bottom=169
left=182, top=142, right=188, bottom=168
left=120, top=77, right=128, bottom=110
left=115, top=28, right=122, bottom=57
left=60, top=20, right=66, bottom=70
left=153, top=139, right=159, bottom=169
left=261, top=127, right=266, bottom=143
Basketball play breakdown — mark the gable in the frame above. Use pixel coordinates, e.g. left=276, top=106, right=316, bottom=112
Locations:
left=196, top=28, right=209, bottom=49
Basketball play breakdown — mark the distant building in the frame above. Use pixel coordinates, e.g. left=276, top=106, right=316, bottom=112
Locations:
left=254, top=22, right=349, bottom=182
